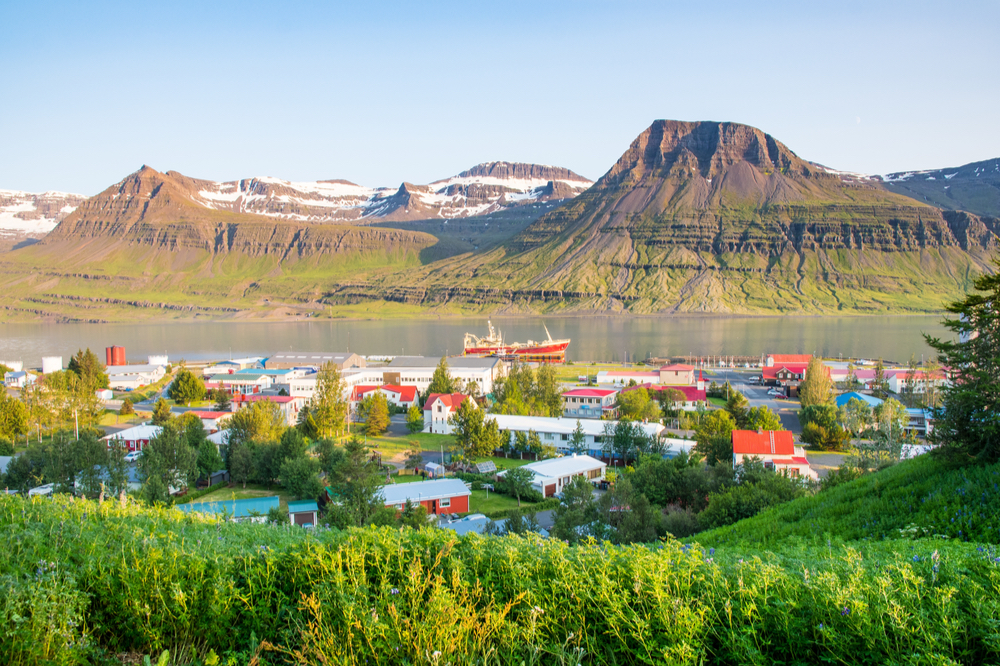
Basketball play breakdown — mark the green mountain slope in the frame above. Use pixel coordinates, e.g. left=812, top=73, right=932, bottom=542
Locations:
left=345, top=121, right=999, bottom=315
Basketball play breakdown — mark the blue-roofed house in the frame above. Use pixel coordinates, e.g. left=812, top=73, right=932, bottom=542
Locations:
left=836, top=392, right=934, bottom=436
left=835, top=392, right=883, bottom=409
left=176, top=496, right=279, bottom=522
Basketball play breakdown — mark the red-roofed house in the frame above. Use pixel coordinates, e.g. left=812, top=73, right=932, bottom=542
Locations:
left=886, top=370, right=949, bottom=394
left=231, top=394, right=305, bottom=425
left=187, top=411, right=234, bottom=432
left=562, top=388, right=619, bottom=419
left=621, top=383, right=708, bottom=411
left=424, top=393, right=474, bottom=434
left=732, top=430, right=818, bottom=480
left=657, top=364, right=695, bottom=386
left=351, top=384, right=420, bottom=415
left=765, top=354, right=813, bottom=367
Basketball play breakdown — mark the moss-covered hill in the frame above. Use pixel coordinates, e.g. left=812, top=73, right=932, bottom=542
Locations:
left=2, top=474, right=999, bottom=665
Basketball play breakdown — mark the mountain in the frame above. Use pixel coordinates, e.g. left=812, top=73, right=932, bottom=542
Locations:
left=881, top=158, right=1000, bottom=218
left=0, top=189, right=85, bottom=251
left=184, top=161, right=592, bottom=222
left=349, top=120, right=999, bottom=314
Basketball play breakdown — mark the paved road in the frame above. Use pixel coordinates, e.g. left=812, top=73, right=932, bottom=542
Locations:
left=704, top=368, right=802, bottom=434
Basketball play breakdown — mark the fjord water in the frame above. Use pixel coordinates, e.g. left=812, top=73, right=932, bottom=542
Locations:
left=0, top=316, right=948, bottom=368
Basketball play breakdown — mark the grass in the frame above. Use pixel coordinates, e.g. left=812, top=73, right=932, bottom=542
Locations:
left=464, top=489, right=541, bottom=515
left=472, top=455, right=532, bottom=471
left=364, top=431, right=456, bottom=459
left=175, top=483, right=296, bottom=512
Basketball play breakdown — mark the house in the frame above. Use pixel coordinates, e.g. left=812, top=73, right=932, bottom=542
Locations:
left=765, top=353, right=812, bottom=368
left=101, top=423, right=162, bottom=452
left=176, top=496, right=279, bottom=523
left=380, top=478, right=471, bottom=515
left=620, top=383, right=708, bottom=411
left=596, top=369, right=659, bottom=385
left=561, top=388, right=619, bottom=419
left=187, top=410, right=234, bottom=432
left=230, top=394, right=304, bottom=425
left=384, top=356, right=503, bottom=395
left=731, top=430, right=818, bottom=480
left=499, top=453, right=606, bottom=497
left=106, top=363, right=166, bottom=391
left=835, top=392, right=934, bottom=436
left=287, top=500, right=319, bottom=527
left=886, top=370, right=949, bottom=394
left=4, top=370, right=36, bottom=388
left=210, top=373, right=272, bottom=394
left=439, top=513, right=549, bottom=537
left=424, top=393, right=474, bottom=434
left=265, top=352, right=366, bottom=370
left=95, top=388, right=113, bottom=400
left=488, top=414, right=665, bottom=458
left=207, top=430, right=230, bottom=447
left=656, top=364, right=695, bottom=386
left=349, top=384, right=419, bottom=414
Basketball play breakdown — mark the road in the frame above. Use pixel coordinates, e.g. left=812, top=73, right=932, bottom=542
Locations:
left=704, top=368, right=802, bottom=433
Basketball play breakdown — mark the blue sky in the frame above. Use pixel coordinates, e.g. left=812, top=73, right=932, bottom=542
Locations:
left=2, top=0, right=998, bottom=194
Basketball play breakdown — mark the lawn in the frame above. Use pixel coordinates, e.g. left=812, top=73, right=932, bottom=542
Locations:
left=550, top=362, right=653, bottom=384
left=464, top=489, right=540, bottom=516
left=176, top=483, right=296, bottom=512
left=472, top=456, right=532, bottom=471
left=708, top=397, right=727, bottom=408
left=364, top=430, right=456, bottom=459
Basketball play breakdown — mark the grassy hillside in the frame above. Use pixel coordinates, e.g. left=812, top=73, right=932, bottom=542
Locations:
left=2, top=492, right=999, bottom=665
left=696, top=455, right=1000, bottom=547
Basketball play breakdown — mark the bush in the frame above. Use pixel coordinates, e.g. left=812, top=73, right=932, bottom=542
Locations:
left=0, top=437, right=14, bottom=456
left=662, top=507, right=700, bottom=538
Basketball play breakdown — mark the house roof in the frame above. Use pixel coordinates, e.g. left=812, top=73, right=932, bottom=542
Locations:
left=387, top=356, right=500, bottom=370
left=771, top=457, right=811, bottom=466
left=177, top=496, right=280, bottom=518
left=101, top=423, right=162, bottom=442
left=596, top=370, right=659, bottom=380
left=380, top=478, right=471, bottom=506
left=766, top=354, right=812, bottom=366
left=562, top=388, right=618, bottom=398
left=189, top=411, right=233, bottom=419
left=489, top=414, right=664, bottom=439
left=731, top=430, right=795, bottom=456
left=350, top=385, right=380, bottom=401
left=231, top=368, right=296, bottom=377
left=659, top=364, right=694, bottom=372
left=423, top=393, right=471, bottom=412
left=234, top=394, right=297, bottom=404
left=380, top=385, right=418, bottom=402
left=835, top=392, right=883, bottom=409
left=288, top=500, right=319, bottom=513
left=107, top=364, right=165, bottom=374
left=267, top=352, right=356, bottom=364
left=501, top=454, right=605, bottom=481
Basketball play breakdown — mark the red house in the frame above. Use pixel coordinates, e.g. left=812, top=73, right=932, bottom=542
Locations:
left=731, top=430, right=818, bottom=480
left=380, top=478, right=472, bottom=515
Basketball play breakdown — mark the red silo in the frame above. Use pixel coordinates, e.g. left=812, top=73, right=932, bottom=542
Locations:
left=106, top=346, right=126, bottom=366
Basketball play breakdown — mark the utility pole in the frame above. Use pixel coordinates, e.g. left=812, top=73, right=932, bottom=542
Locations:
left=74, top=409, right=79, bottom=440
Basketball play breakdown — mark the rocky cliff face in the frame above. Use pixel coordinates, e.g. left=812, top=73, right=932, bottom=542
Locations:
left=0, top=189, right=85, bottom=250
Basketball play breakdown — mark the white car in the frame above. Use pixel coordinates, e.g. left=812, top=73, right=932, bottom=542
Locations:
left=124, top=451, right=142, bottom=463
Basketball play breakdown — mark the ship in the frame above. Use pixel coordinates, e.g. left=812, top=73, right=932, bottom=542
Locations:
left=463, top=321, right=570, bottom=362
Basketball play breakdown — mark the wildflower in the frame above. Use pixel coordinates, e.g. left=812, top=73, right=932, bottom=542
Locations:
left=818, top=623, right=824, bottom=630
left=709, top=548, right=715, bottom=556
left=913, top=555, right=920, bottom=562
left=841, top=607, right=850, bottom=616
left=533, top=605, right=544, bottom=614
left=432, top=651, right=442, bottom=658
left=390, top=588, right=400, bottom=596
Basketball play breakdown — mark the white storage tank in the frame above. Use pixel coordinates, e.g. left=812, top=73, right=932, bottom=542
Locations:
left=0, top=360, right=23, bottom=372
left=42, top=356, right=63, bottom=374
left=148, top=355, right=169, bottom=366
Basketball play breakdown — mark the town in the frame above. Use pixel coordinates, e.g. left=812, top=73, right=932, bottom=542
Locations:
left=0, top=338, right=946, bottom=538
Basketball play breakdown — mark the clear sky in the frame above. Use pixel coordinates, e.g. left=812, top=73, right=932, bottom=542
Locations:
left=3, top=0, right=998, bottom=195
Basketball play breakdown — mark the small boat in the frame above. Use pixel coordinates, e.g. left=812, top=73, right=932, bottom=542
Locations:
left=463, top=321, right=570, bottom=362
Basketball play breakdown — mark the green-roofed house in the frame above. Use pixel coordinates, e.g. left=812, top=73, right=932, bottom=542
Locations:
left=176, top=496, right=279, bottom=523
left=288, top=500, right=319, bottom=527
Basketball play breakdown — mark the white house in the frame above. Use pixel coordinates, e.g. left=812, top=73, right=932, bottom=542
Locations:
left=561, top=388, right=619, bottom=419
left=886, top=370, right=949, bottom=395
left=499, top=453, right=606, bottom=497
left=107, top=363, right=166, bottom=391
left=187, top=410, right=234, bottom=432
left=4, top=370, right=37, bottom=388
left=732, top=430, right=818, bottom=480
left=101, top=423, right=163, bottom=452
left=210, top=373, right=273, bottom=394
left=488, top=414, right=665, bottom=457
left=424, top=393, right=475, bottom=434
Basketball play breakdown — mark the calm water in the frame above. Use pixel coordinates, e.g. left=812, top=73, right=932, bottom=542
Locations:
left=0, top=316, right=950, bottom=368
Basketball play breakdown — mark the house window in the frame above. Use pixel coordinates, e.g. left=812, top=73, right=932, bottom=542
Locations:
left=560, top=434, right=568, bottom=441
left=764, top=461, right=775, bottom=470
left=437, top=405, right=442, bottom=412
left=395, top=504, right=403, bottom=510
left=587, top=469, right=601, bottom=480
left=439, top=498, right=451, bottom=508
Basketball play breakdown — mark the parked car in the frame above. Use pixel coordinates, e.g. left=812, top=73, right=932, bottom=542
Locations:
left=124, top=451, right=142, bottom=463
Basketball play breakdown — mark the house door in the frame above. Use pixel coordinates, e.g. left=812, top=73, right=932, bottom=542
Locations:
left=431, top=500, right=437, bottom=514
left=544, top=484, right=556, bottom=498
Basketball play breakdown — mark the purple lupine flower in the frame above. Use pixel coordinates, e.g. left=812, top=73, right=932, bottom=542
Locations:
left=841, top=607, right=850, bottom=616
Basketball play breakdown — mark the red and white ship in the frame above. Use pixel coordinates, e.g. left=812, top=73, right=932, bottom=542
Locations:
left=463, top=321, right=570, bottom=362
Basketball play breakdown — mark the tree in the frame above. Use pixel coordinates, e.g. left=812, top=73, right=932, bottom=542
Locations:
left=327, top=436, right=384, bottom=526
left=67, top=348, right=109, bottom=390
left=362, top=392, right=390, bottom=436
left=227, top=400, right=286, bottom=447
left=504, top=466, right=535, bottom=508
left=800, top=403, right=849, bottom=451
left=169, top=369, right=206, bottom=406
left=698, top=458, right=807, bottom=530
left=871, top=359, right=889, bottom=399
left=399, top=500, right=428, bottom=529
left=449, top=399, right=500, bottom=463
left=0, top=393, right=29, bottom=440
left=105, top=441, right=131, bottom=496
left=229, top=440, right=256, bottom=489
left=151, top=398, right=173, bottom=426
left=844, top=363, right=862, bottom=392
left=798, top=358, right=834, bottom=407
left=745, top=405, right=782, bottom=432
left=534, top=364, right=563, bottom=417
left=212, top=389, right=232, bottom=412
left=697, top=434, right=735, bottom=467
left=842, top=397, right=875, bottom=436
left=900, top=354, right=920, bottom=408
left=924, top=265, right=1000, bottom=461
left=551, top=475, right=597, bottom=543
left=404, top=446, right=423, bottom=471
left=724, top=390, right=750, bottom=427
left=196, top=439, right=224, bottom=481
left=74, top=432, right=109, bottom=497
left=405, top=403, right=424, bottom=434
left=119, top=397, right=135, bottom=416
left=138, top=423, right=198, bottom=503
left=312, top=362, right=348, bottom=437
left=695, top=410, right=736, bottom=448
left=618, top=388, right=662, bottom=422
left=296, top=404, right=320, bottom=439
left=595, top=477, right=661, bottom=544
left=253, top=442, right=283, bottom=488
left=315, top=438, right=345, bottom=477
left=0, top=437, right=13, bottom=456
left=427, top=357, right=457, bottom=395
left=569, top=420, right=586, bottom=454
left=922, top=359, right=944, bottom=409
left=874, top=398, right=908, bottom=439
left=280, top=456, right=324, bottom=500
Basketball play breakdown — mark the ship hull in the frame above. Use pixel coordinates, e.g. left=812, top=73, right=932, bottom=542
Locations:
left=464, top=340, right=570, bottom=361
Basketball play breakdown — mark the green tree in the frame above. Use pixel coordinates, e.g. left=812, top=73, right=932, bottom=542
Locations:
left=0, top=437, right=13, bottom=456
left=842, top=397, right=875, bottom=436
left=618, top=388, right=662, bottom=422
left=533, top=363, right=563, bottom=417
left=253, top=441, right=283, bottom=488
left=492, top=363, right=533, bottom=416
left=595, top=476, right=661, bottom=544
left=312, top=362, right=348, bottom=438
left=697, top=434, right=735, bottom=467
left=74, top=432, right=109, bottom=497
left=844, top=363, right=862, bottom=392
left=698, top=458, right=807, bottom=530
left=119, top=397, right=134, bottom=416
left=280, top=456, right=324, bottom=500
left=315, top=438, right=345, bottom=477
left=327, top=436, right=384, bottom=526
left=427, top=357, right=457, bottom=395
left=925, top=265, right=1000, bottom=461
left=449, top=399, right=500, bottom=463
left=800, top=403, right=850, bottom=450
left=871, top=359, right=889, bottom=399
left=151, top=398, right=172, bottom=426
left=551, top=474, right=597, bottom=543
left=405, top=403, right=424, bottom=434
left=569, top=419, right=586, bottom=454
left=105, top=441, right=131, bottom=496
left=404, top=446, right=423, bottom=471
left=296, top=404, right=320, bottom=439
left=169, top=369, right=206, bottom=406
left=798, top=358, right=834, bottom=407
left=196, top=439, right=224, bottom=481
left=724, top=390, right=750, bottom=427
left=0, top=393, right=29, bottom=440
left=212, top=389, right=232, bottom=412
left=277, top=427, right=309, bottom=463
left=362, top=392, right=390, bottom=436
left=138, top=423, right=198, bottom=503
left=503, top=466, right=535, bottom=508
left=229, top=440, right=256, bottom=489
left=695, top=410, right=736, bottom=450
left=399, top=499, right=428, bottom=529
left=67, top=348, right=109, bottom=390
left=745, top=405, right=782, bottom=432
left=874, top=398, right=908, bottom=439
left=227, top=400, right=286, bottom=447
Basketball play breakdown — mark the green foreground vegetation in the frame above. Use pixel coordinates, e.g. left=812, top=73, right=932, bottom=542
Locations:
left=1, top=489, right=998, bottom=666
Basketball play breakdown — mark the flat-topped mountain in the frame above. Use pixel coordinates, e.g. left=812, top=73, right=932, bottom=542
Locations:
left=881, top=157, right=1000, bottom=217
